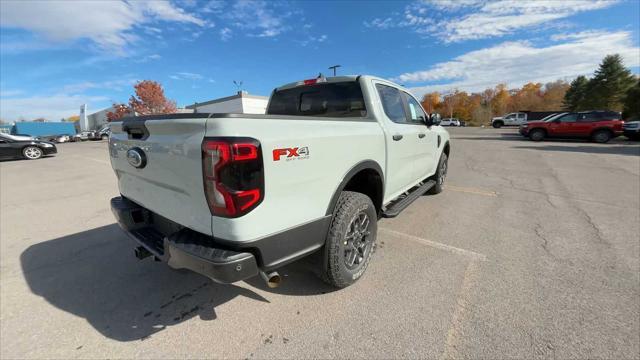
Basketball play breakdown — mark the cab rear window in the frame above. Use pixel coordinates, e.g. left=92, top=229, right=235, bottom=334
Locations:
left=267, top=82, right=367, bottom=118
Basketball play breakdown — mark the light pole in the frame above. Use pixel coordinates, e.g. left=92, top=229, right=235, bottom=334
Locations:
left=328, top=65, right=341, bottom=76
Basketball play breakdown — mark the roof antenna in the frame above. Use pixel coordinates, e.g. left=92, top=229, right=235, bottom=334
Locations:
left=233, top=80, right=243, bottom=92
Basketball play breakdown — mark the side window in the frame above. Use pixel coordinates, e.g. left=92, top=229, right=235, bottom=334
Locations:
left=579, top=112, right=600, bottom=122
left=404, top=92, right=427, bottom=124
left=376, top=84, right=406, bottom=123
left=517, top=113, right=525, bottom=120
left=559, top=113, right=578, bottom=122
left=505, top=114, right=515, bottom=119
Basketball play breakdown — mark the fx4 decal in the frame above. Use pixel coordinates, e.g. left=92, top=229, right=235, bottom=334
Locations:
left=273, top=147, right=310, bottom=161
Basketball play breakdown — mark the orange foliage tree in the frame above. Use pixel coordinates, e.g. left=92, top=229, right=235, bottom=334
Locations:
left=106, top=80, right=176, bottom=121
left=420, top=80, right=570, bottom=126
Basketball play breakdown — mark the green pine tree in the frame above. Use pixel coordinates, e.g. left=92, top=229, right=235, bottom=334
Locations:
left=622, top=79, right=640, bottom=120
left=583, top=54, right=635, bottom=111
left=563, top=75, right=589, bottom=111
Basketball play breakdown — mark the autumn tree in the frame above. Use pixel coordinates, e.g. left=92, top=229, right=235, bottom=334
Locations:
left=106, top=80, right=176, bottom=121
left=490, top=84, right=510, bottom=116
left=129, top=80, right=177, bottom=115
left=421, top=92, right=440, bottom=113
left=542, top=80, right=570, bottom=111
left=511, top=82, right=543, bottom=111
left=107, top=103, right=132, bottom=121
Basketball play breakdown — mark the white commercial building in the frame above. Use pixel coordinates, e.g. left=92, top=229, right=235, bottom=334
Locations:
left=80, top=104, right=113, bottom=131
left=186, top=91, right=268, bottom=114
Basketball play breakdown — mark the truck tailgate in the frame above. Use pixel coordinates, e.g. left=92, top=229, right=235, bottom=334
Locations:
left=109, top=117, right=212, bottom=235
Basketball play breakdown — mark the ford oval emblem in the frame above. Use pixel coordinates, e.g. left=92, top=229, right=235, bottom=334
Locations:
left=126, top=147, right=146, bottom=168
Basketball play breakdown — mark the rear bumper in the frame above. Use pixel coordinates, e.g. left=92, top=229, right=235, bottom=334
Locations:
left=111, top=196, right=259, bottom=283
left=111, top=196, right=331, bottom=283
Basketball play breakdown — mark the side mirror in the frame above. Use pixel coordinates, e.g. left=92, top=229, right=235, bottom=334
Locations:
left=426, top=113, right=441, bottom=126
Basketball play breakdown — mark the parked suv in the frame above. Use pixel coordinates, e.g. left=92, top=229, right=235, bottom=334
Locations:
left=440, top=118, right=461, bottom=126
left=623, top=120, right=639, bottom=140
left=519, top=111, right=623, bottom=143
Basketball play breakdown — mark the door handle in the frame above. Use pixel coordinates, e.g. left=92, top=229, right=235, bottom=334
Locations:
left=393, top=134, right=403, bottom=141
left=418, top=133, right=426, bottom=138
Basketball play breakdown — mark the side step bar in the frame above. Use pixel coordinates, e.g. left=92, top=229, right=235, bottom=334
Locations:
left=382, top=180, right=436, bottom=218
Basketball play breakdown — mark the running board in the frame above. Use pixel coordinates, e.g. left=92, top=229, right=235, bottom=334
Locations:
left=382, top=180, right=436, bottom=218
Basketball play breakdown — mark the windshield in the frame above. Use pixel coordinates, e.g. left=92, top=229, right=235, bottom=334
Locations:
left=539, top=113, right=558, bottom=122
left=544, top=113, right=567, bottom=122
left=267, top=81, right=367, bottom=118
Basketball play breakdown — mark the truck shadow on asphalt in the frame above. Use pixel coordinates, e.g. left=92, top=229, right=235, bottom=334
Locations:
left=20, top=224, right=332, bottom=342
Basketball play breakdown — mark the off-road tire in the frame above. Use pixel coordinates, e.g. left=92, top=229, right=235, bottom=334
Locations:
left=23, top=146, right=43, bottom=160
left=428, top=153, right=448, bottom=195
left=322, top=191, right=377, bottom=288
left=591, top=129, right=612, bottom=143
left=529, top=129, right=545, bottom=141
left=493, top=121, right=503, bottom=128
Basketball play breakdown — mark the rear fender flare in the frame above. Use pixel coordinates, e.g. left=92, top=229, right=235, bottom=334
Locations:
left=325, top=160, right=384, bottom=216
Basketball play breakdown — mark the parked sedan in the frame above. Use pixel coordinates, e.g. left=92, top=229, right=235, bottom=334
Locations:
left=0, top=133, right=57, bottom=160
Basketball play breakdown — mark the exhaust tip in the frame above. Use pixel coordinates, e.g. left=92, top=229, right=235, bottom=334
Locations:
left=260, top=271, right=281, bottom=288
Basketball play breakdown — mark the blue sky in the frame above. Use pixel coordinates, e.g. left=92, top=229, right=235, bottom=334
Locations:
left=1, top=0, right=639, bottom=121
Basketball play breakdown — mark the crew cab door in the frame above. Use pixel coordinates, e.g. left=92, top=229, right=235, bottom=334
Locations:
left=374, top=83, right=421, bottom=200
left=503, top=113, right=517, bottom=125
left=516, top=113, right=526, bottom=125
left=402, top=91, right=437, bottom=179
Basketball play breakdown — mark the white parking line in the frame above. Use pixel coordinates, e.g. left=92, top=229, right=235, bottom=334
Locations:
left=444, top=185, right=498, bottom=197
left=442, top=260, right=483, bottom=360
left=379, top=227, right=488, bottom=261
left=378, top=227, right=487, bottom=360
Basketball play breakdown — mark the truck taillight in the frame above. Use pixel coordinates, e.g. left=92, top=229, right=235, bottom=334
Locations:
left=202, top=137, right=264, bottom=218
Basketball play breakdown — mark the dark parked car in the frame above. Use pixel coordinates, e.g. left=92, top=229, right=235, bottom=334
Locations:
left=519, top=110, right=623, bottom=143
left=0, top=133, right=57, bottom=160
left=623, top=120, right=639, bottom=140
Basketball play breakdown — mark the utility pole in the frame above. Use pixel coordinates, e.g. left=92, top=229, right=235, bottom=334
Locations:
left=328, top=65, right=341, bottom=76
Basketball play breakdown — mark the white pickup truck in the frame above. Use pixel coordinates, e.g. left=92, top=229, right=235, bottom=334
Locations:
left=491, top=111, right=559, bottom=128
left=109, top=75, right=450, bottom=289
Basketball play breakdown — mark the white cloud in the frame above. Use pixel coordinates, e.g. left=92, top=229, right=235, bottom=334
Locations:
left=134, top=54, right=162, bottom=63
left=0, top=89, right=24, bottom=97
left=438, top=0, right=616, bottom=42
left=220, top=27, right=233, bottom=41
left=0, top=0, right=207, bottom=52
left=396, top=31, right=640, bottom=96
left=60, top=79, right=138, bottom=94
left=0, top=94, right=109, bottom=121
left=297, top=34, right=328, bottom=47
left=170, top=72, right=204, bottom=81
left=421, top=0, right=484, bottom=11
left=365, top=0, right=618, bottom=42
left=225, top=0, right=289, bottom=38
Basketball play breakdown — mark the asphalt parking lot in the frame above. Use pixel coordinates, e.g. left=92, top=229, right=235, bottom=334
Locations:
left=1, top=128, right=639, bottom=359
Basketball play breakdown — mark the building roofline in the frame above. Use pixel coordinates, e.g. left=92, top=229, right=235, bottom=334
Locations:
left=186, top=92, right=269, bottom=109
